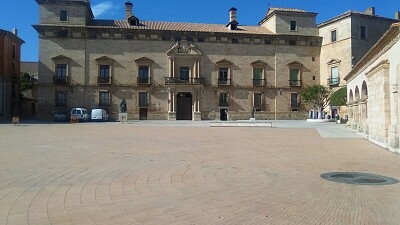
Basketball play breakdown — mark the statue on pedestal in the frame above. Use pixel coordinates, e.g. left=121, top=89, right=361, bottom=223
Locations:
left=120, top=97, right=127, bottom=113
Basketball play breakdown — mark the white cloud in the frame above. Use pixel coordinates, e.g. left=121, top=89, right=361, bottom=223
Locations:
left=92, top=2, right=114, bottom=17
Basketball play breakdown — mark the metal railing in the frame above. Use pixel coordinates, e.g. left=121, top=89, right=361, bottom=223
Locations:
left=165, top=77, right=205, bottom=85
left=219, top=102, right=229, bottom=107
left=218, top=79, right=231, bottom=86
left=97, top=77, right=112, bottom=84
left=327, top=77, right=340, bottom=86
left=289, top=80, right=302, bottom=87
left=53, top=76, right=69, bottom=84
left=137, top=77, right=151, bottom=85
left=253, top=79, right=266, bottom=87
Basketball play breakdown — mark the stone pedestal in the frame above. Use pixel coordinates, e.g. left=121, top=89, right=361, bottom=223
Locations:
left=168, top=112, right=176, bottom=120
left=118, top=113, right=128, bottom=123
left=250, top=118, right=256, bottom=121
left=193, top=112, right=202, bottom=121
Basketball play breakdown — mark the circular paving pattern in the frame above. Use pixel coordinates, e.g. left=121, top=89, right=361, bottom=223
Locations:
left=321, top=172, right=399, bottom=185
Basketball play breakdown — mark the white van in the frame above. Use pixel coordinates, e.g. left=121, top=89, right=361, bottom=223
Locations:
left=91, top=108, right=109, bottom=122
left=70, top=108, right=89, bottom=122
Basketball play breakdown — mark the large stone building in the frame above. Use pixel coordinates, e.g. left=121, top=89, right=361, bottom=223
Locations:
left=33, top=0, right=322, bottom=120
left=33, top=0, right=399, bottom=121
left=0, top=29, right=24, bottom=122
left=318, top=8, right=399, bottom=116
left=345, top=23, right=400, bottom=153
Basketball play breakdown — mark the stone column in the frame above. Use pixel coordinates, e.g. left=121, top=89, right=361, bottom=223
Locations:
left=168, top=91, right=176, bottom=120
left=197, top=60, right=200, bottom=78
left=168, top=56, right=175, bottom=77
left=389, top=84, right=398, bottom=149
left=193, top=90, right=201, bottom=121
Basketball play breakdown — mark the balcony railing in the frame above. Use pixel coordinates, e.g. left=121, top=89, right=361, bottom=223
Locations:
left=253, top=79, right=266, bottom=87
left=327, top=77, right=340, bottom=86
left=53, top=76, right=69, bottom=84
left=218, top=79, right=231, bottom=86
left=99, top=102, right=110, bottom=107
left=289, top=80, right=302, bottom=87
left=139, top=102, right=149, bottom=107
left=137, top=77, right=151, bottom=85
left=219, top=102, right=229, bottom=107
left=165, top=77, right=205, bottom=85
left=97, top=77, right=112, bottom=84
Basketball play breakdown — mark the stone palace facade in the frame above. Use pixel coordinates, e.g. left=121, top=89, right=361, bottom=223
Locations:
left=33, top=0, right=398, bottom=121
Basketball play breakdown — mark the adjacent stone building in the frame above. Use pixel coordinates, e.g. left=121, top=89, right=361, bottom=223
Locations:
left=318, top=8, right=398, bottom=117
left=33, top=0, right=323, bottom=120
left=345, top=23, right=400, bottom=153
left=0, top=29, right=24, bottom=122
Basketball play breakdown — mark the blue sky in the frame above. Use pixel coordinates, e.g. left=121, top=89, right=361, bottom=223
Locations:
left=1, top=0, right=399, bottom=62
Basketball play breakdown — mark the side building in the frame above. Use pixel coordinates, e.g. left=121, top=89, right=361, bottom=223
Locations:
left=33, top=0, right=322, bottom=121
left=344, top=23, right=400, bottom=153
left=318, top=7, right=399, bottom=117
left=0, top=29, right=24, bottom=122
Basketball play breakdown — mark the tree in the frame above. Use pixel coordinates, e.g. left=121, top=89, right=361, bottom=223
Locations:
left=19, top=72, right=36, bottom=92
left=330, top=87, right=347, bottom=106
left=301, top=84, right=331, bottom=119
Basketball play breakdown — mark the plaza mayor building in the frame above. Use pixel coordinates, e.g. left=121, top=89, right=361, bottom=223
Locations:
left=33, top=0, right=398, bottom=121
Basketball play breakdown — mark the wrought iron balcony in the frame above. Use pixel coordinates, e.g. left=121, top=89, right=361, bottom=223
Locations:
left=53, top=76, right=69, bottom=84
left=327, top=77, right=340, bottom=86
left=139, top=102, right=149, bottom=107
left=165, top=77, right=205, bottom=85
left=218, top=79, right=231, bottom=86
left=97, top=77, right=112, bottom=84
left=137, top=77, right=151, bottom=85
left=253, top=79, right=266, bottom=87
left=289, top=80, right=302, bottom=87
left=219, top=102, right=229, bottom=107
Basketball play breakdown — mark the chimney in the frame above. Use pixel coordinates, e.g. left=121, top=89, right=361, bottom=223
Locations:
left=229, top=7, right=237, bottom=22
left=11, top=28, right=18, bottom=36
left=125, top=1, right=133, bottom=18
left=365, top=7, right=375, bottom=16
left=396, top=11, right=400, bottom=20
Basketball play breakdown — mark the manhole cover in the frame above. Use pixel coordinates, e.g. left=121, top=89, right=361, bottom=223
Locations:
left=321, top=172, right=399, bottom=185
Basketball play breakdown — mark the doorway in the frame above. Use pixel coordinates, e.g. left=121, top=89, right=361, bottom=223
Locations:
left=176, top=92, right=192, bottom=120
left=139, top=108, right=147, bottom=120
left=220, top=109, right=228, bottom=121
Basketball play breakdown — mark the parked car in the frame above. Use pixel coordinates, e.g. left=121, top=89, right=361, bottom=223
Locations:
left=70, top=108, right=89, bottom=122
left=91, top=108, right=109, bottom=122
left=53, top=111, right=69, bottom=122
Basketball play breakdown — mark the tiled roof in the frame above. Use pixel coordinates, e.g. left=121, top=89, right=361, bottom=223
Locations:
left=318, top=10, right=398, bottom=27
left=95, top=20, right=275, bottom=35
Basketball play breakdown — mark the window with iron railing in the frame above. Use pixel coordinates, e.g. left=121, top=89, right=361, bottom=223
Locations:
left=219, top=93, right=229, bottom=106
left=55, top=91, right=67, bottom=107
left=98, top=65, right=111, bottom=84
left=139, top=92, right=148, bottom=107
left=218, top=68, right=230, bottom=85
left=54, top=64, right=68, bottom=84
left=99, top=91, right=110, bottom=106
left=138, top=66, right=150, bottom=84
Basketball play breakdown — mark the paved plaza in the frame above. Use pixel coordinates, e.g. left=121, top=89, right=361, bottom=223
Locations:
left=0, top=121, right=399, bottom=225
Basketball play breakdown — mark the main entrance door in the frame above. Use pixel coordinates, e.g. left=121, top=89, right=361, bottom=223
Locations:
left=176, top=92, right=192, bottom=120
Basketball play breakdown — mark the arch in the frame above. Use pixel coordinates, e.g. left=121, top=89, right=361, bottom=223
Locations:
left=355, top=86, right=360, bottom=101
left=361, top=81, right=368, bottom=100
left=349, top=89, right=354, bottom=103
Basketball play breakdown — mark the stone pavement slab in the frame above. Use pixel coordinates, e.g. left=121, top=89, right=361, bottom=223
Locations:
left=0, top=122, right=399, bottom=225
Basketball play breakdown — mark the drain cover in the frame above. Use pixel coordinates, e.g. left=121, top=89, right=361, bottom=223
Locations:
left=321, top=172, right=399, bottom=185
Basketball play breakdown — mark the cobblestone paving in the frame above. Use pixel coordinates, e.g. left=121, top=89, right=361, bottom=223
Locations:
left=0, top=123, right=399, bottom=225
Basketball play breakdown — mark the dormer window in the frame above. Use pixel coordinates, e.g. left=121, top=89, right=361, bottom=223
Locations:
left=226, top=20, right=239, bottom=30
left=60, top=10, right=68, bottom=22
left=290, top=21, right=297, bottom=31
left=128, top=16, right=139, bottom=26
